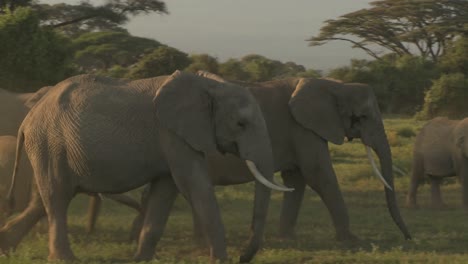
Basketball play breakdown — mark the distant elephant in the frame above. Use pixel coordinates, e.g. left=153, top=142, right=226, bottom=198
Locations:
left=0, top=89, right=35, bottom=136
left=5, top=71, right=289, bottom=262
left=132, top=72, right=412, bottom=245
left=0, top=87, right=51, bottom=215
left=407, top=117, right=468, bottom=209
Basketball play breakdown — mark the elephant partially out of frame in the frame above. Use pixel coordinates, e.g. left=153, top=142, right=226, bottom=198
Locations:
left=4, top=71, right=290, bottom=262
left=0, top=87, right=142, bottom=247
left=132, top=72, right=411, bottom=244
left=407, top=117, right=468, bottom=210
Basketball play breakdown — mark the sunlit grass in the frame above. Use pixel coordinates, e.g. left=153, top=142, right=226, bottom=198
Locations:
left=3, top=117, right=468, bottom=263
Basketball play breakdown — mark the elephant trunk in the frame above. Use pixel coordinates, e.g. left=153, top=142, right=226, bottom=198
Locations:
left=370, top=133, right=412, bottom=240
left=237, top=138, right=275, bottom=263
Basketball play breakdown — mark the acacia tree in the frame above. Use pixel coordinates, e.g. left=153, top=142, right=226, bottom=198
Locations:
left=72, top=31, right=162, bottom=74
left=0, top=7, right=71, bottom=92
left=308, top=0, right=468, bottom=62
left=0, top=0, right=167, bottom=36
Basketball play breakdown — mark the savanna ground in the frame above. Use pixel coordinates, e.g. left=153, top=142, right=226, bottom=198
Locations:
left=3, top=117, right=468, bottom=263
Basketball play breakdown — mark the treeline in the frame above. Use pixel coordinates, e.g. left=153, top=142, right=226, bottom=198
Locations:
left=1, top=0, right=467, bottom=119
left=0, top=8, right=320, bottom=92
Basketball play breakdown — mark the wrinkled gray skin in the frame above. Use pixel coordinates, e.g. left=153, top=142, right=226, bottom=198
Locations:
left=133, top=73, right=412, bottom=245
left=407, top=117, right=468, bottom=210
left=8, top=71, right=277, bottom=262
left=0, top=87, right=141, bottom=251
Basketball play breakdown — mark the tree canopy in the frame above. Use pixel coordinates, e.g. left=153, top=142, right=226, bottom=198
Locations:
left=125, top=46, right=191, bottom=79
left=308, top=0, right=468, bottom=61
left=0, top=7, right=71, bottom=92
left=0, top=0, right=167, bottom=36
left=71, top=31, right=162, bottom=74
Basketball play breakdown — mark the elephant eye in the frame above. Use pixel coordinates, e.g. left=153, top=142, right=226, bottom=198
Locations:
left=237, top=121, right=247, bottom=129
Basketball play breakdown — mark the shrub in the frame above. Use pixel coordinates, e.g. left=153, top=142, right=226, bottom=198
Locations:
left=417, top=73, right=468, bottom=119
left=396, top=127, right=416, bottom=138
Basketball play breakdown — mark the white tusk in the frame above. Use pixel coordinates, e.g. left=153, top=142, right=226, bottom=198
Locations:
left=365, top=146, right=393, bottom=191
left=245, top=160, right=294, bottom=192
left=393, top=165, right=407, bottom=176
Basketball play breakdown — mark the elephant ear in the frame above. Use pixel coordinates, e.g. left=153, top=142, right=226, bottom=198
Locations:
left=154, top=70, right=217, bottom=153
left=289, top=78, right=345, bottom=145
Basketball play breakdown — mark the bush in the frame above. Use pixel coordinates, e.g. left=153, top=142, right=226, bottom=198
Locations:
left=327, top=55, right=439, bottom=115
left=417, top=73, right=468, bottom=119
left=396, top=127, right=416, bottom=138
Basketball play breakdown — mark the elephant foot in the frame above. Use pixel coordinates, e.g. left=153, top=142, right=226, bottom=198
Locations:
left=48, top=250, right=77, bottom=262
left=133, top=250, right=155, bottom=262
left=335, top=231, right=359, bottom=243
left=278, top=230, right=297, bottom=241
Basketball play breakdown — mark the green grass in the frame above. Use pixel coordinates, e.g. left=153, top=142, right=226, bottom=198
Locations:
left=3, top=117, right=468, bottom=263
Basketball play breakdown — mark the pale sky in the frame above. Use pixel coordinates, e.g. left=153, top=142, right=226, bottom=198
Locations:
left=44, top=0, right=374, bottom=70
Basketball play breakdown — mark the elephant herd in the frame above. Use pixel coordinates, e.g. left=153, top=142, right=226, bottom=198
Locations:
left=0, top=70, right=463, bottom=262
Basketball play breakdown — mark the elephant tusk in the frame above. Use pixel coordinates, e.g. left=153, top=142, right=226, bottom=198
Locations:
left=245, top=160, right=294, bottom=192
left=365, top=146, right=393, bottom=191
left=392, top=165, right=407, bottom=176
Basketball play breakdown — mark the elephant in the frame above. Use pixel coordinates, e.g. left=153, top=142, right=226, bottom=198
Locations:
left=0, top=87, right=141, bottom=249
left=131, top=72, right=412, bottom=247
left=195, top=72, right=411, bottom=240
left=407, top=117, right=468, bottom=210
left=0, top=87, right=51, bottom=215
left=0, top=88, right=35, bottom=137
left=5, top=71, right=290, bottom=262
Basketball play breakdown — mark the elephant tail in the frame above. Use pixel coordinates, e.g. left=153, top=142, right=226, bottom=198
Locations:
left=6, top=130, right=25, bottom=216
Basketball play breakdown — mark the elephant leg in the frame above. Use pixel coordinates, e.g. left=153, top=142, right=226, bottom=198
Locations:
left=239, top=182, right=271, bottom=263
left=159, top=130, right=227, bottom=262
left=278, top=169, right=306, bottom=239
left=459, top=157, right=468, bottom=211
left=34, top=163, right=75, bottom=261
left=407, top=152, right=424, bottom=209
left=297, top=141, right=356, bottom=242
left=129, top=186, right=151, bottom=242
left=307, top=166, right=357, bottom=242
left=86, top=195, right=102, bottom=234
left=430, top=178, right=447, bottom=209
left=134, top=177, right=177, bottom=261
left=0, top=186, right=45, bottom=253
left=191, top=206, right=205, bottom=246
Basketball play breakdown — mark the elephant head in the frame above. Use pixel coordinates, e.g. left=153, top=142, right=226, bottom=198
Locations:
left=154, top=71, right=291, bottom=191
left=289, top=78, right=411, bottom=240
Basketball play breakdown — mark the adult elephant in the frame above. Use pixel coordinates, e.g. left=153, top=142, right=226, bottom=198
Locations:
left=0, top=87, right=140, bottom=232
left=194, top=72, right=411, bottom=241
left=132, top=72, right=412, bottom=245
left=5, top=71, right=289, bottom=262
left=407, top=117, right=468, bottom=209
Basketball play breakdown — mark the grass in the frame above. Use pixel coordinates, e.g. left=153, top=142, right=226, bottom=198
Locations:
left=3, top=117, right=468, bottom=263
